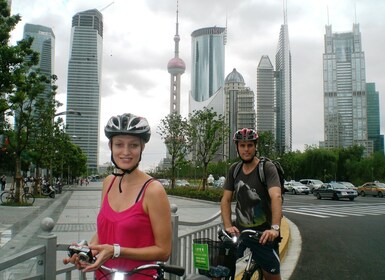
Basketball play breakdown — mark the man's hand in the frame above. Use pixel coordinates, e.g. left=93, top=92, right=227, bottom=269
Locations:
left=260, top=229, right=279, bottom=245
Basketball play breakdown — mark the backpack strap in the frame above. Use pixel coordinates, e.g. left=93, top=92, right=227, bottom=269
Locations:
left=258, top=157, right=267, bottom=185
left=232, top=161, right=243, bottom=180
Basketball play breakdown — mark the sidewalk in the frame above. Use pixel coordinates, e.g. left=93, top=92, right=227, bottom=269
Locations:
left=0, top=183, right=300, bottom=279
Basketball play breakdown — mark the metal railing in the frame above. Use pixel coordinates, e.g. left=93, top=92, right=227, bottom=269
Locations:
left=0, top=203, right=224, bottom=279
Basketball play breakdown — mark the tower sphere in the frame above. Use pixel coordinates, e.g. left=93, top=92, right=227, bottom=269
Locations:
left=167, top=57, right=186, bottom=75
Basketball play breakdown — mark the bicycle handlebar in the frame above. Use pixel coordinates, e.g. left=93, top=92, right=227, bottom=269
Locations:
left=218, top=228, right=263, bottom=244
left=100, top=262, right=185, bottom=277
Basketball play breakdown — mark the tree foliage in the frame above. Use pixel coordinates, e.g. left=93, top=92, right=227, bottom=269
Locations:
left=187, top=107, right=228, bottom=190
left=157, top=113, right=188, bottom=188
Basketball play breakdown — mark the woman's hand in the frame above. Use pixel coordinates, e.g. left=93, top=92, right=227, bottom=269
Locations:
left=80, top=244, right=114, bottom=272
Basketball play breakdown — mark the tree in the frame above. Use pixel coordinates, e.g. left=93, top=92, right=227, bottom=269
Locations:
left=0, top=1, right=58, bottom=202
left=187, top=108, right=228, bottom=190
left=257, top=131, right=277, bottom=158
left=157, top=113, right=188, bottom=188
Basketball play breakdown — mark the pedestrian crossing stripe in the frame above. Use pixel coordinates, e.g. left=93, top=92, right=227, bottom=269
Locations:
left=283, top=203, right=385, bottom=218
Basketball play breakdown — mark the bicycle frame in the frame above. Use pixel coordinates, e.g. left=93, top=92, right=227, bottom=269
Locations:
left=218, top=229, right=263, bottom=280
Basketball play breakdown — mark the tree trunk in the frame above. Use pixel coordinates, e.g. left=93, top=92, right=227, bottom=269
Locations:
left=14, top=156, right=22, bottom=203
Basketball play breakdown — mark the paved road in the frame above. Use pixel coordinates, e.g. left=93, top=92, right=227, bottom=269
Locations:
left=283, top=194, right=385, bottom=280
left=0, top=182, right=299, bottom=279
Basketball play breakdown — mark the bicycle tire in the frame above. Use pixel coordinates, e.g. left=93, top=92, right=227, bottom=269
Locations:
left=1, top=192, right=12, bottom=204
left=22, top=193, right=35, bottom=204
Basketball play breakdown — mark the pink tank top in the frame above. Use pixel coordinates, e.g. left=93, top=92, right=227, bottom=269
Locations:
left=95, top=177, right=156, bottom=280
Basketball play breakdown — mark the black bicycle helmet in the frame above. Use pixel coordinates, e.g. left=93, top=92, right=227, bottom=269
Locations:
left=104, top=113, right=151, bottom=143
left=105, top=113, right=151, bottom=193
left=233, top=128, right=258, bottom=142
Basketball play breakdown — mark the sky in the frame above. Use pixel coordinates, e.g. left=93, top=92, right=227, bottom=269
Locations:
left=9, top=0, right=385, bottom=171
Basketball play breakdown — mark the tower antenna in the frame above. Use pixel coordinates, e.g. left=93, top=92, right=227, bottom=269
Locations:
left=100, top=1, right=114, bottom=12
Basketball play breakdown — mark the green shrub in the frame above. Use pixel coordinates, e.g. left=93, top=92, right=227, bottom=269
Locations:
left=166, top=187, right=224, bottom=202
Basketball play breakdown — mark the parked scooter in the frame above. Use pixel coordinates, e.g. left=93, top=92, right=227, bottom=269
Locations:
left=54, top=179, right=62, bottom=194
left=41, top=180, right=55, bottom=198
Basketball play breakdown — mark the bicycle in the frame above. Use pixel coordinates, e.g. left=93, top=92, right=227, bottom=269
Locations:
left=0, top=183, right=35, bottom=205
left=98, top=262, right=185, bottom=280
left=218, top=229, right=266, bottom=280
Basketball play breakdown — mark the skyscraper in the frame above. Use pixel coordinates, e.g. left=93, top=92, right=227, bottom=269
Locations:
left=224, top=68, right=256, bottom=159
left=23, top=23, right=55, bottom=89
left=190, top=26, right=226, bottom=115
left=275, top=12, right=292, bottom=154
left=167, top=1, right=185, bottom=115
left=256, top=55, right=275, bottom=135
left=66, top=9, right=103, bottom=173
left=366, top=83, right=383, bottom=153
left=322, top=23, right=372, bottom=154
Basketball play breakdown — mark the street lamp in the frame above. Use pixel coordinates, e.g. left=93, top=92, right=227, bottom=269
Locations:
left=55, top=109, right=82, bottom=117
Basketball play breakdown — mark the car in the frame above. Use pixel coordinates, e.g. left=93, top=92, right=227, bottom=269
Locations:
left=214, top=176, right=226, bottom=188
left=357, top=182, right=385, bottom=198
left=299, top=179, right=324, bottom=193
left=158, top=179, right=170, bottom=188
left=176, top=179, right=190, bottom=187
left=284, top=181, right=310, bottom=195
left=313, top=182, right=358, bottom=201
left=338, top=181, right=358, bottom=192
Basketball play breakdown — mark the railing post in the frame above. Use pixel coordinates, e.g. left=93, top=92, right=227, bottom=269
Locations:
left=38, top=217, right=57, bottom=280
left=170, top=204, right=179, bottom=280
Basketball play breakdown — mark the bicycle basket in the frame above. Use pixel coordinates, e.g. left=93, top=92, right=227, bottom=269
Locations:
left=193, top=238, right=229, bottom=277
left=24, top=187, right=29, bottom=193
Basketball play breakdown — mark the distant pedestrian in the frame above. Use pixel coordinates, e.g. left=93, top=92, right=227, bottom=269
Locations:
left=1, top=175, right=6, bottom=191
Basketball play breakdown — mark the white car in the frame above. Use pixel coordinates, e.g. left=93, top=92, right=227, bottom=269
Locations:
left=284, top=181, right=310, bottom=195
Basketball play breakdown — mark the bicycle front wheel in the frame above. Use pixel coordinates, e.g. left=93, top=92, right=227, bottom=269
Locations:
left=22, top=193, right=35, bottom=205
left=1, top=192, right=12, bottom=204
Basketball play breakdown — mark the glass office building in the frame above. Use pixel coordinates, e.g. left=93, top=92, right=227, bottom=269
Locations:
left=323, top=24, right=371, bottom=153
left=23, top=23, right=55, bottom=100
left=275, top=22, right=292, bottom=154
left=366, top=83, right=383, bottom=153
left=257, top=55, right=276, bottom=135
left=66, top=9, right=103, bottom=173
left=190, top=27, right=226, bottom=114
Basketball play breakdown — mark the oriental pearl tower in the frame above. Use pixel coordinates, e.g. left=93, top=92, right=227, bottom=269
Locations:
left=167, top=1, right=185, bottom=115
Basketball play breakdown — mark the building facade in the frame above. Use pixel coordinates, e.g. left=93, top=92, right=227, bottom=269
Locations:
left=322, top=24, right=372, bottom=154
left=23, top=23, right=55, bottom=101
left=256, top=55, right=275, bottom=136
left=189, top=26, right=226, bottom=115
left=224, top=68, right=256, bottom=159
left=275, top=21, right=292, bottom=154
left=66, top=9, right=103, bottom=173
left=366, top=83, right=383, bottom=153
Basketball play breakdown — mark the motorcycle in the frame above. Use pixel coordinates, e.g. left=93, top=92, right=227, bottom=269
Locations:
left=54, top=180, right=62, bottom=194
left=41, top=181, right=55, bottom=198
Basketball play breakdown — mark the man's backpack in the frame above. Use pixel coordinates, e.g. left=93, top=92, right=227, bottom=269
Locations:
left=232, top=157, right=286, bottom=196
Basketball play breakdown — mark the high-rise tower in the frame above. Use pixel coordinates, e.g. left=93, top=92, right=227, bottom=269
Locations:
left=225, top=68, right=256, bottom=159
left=66, top=9, right=103, bottom=173
left=167, top=0, right=185, bottom=115
left=257, top=55, right=275, bottom=135
left=322, top=23, right=372, bottom=154
left=190, top=26, right=226, bottom=115
left=275, top=4, right=292, bottom=154
left=366, top=83, right=382, bottom=153
left=23, top=23, right=55, bottom=102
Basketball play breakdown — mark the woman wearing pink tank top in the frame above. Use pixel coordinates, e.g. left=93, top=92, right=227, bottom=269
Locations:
left=64, top=113, right=172, bottom=280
